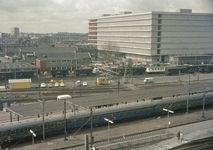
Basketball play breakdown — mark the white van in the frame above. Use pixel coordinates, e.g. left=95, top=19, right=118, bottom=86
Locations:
left=144, top=78, right=153, bottom=83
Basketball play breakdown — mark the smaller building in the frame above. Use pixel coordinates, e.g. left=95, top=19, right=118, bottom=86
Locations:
left=8, top=78, right=31, bottom=89
left=0, top=62, right=39, bottom=79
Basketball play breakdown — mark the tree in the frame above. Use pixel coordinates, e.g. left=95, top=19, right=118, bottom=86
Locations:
left=101, top=41, right=119, bottom=63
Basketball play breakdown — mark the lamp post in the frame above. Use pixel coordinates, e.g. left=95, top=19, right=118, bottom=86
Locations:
left=163, top=108, right=174, bottom=134
left=104, top=118, right=114, bottom=146
left=57, top=95, right=72, bottom=141
left=30, top=130, right=36, bottom=150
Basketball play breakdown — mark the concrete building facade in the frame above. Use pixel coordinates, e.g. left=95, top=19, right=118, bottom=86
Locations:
left=10, top=27, right=19, bottom=38
left=88, top=9, right=213, bottom=64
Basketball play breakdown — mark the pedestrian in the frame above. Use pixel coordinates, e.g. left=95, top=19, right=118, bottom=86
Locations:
left=181, top=132, right=184, bottom=141
left=177, top=131, right=180, bottom=140
left=180, top=132, right=183, bottom=141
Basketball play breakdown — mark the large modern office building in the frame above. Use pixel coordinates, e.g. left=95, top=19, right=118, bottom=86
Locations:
left=88, top=9, right=213, bottom=64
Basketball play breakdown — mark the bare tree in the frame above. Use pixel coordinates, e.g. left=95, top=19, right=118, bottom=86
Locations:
left=101, top=41, right=119, bottom=63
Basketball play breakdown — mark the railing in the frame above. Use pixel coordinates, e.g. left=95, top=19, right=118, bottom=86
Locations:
left=96, top=133, right=172, bottom=149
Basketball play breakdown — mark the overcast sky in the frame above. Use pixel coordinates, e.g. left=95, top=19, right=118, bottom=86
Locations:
left=0, top=0, right=212, bottom=34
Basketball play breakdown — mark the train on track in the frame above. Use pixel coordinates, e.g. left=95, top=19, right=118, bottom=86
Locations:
left=1, top=64, right=213, bottom=80
left=146, top=64, right=213, bottom=75
left=0, top=92, right=213, bottom=144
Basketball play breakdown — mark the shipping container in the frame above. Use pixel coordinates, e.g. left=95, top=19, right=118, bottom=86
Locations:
left=8, top=79, right=31, bottom=89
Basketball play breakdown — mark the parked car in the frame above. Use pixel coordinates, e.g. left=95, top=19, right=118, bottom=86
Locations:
left=122, top=78, right=129, bottom=84
left=83, top=82, right=88, bottom=86
left=60, top=82, right=65, bottom=87
left=50, top=80, right=56, bottom=83
left=55, top=82, right=59, bottom=87
left=41, top=83, right=46, bottom=88
left=48, top=83, right=53, bottom=88
left=59, top=79, right=64, bottom=83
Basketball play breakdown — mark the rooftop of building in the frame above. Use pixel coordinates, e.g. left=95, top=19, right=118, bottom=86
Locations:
left=92, top=9, right=213, bottom=20
left=21, top=45, right=78, bottom=53
left=0, top=62, right=38, bottom=70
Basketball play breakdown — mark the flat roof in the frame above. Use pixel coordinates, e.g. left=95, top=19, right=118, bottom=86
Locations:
left=0, top=62, right=38, bottom=70
left=9, top=79, right=31, bottom=83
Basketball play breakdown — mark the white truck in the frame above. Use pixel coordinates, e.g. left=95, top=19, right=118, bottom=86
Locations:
left=144, top=78, right=154, bottom=83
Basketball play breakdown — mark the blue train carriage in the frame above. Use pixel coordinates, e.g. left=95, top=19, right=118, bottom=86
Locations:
left=0, top=114, right=64, bottom=142
left=153, top=92, right=213, bottom=114
left=66, top=101, right=155, bottom=129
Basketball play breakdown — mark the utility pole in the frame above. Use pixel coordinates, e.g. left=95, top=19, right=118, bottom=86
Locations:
left=178, top=70, right=180, bottom=86
left=80, top=77, right=81, bottom=97
left=96, top=72, right=97, bottom=86
left=90, top=108, right=93, bottom=149
left=202, top=85, right=206, bottom=118
left=117, top=74, right=120, bottom=93
left=38, top=75, right=45, bottom=142
left=197, top=71, right=199, bottom=83
left=188, top=74, right=190, bottom=85
left=42, top=98, right=45, bottom=142
left=74, top=79, right=75, bottom=98
left=64, top=99, right=67, bottom=141
left=38, top=75, right=41, bottom=99
left=186, top=82, right=189, bottom=114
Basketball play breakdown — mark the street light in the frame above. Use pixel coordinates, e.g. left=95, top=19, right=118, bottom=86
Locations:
left=163, top=108, right=174, bottom=134
left=30, top=130, right=36, bottom=150
left=104, top=118, right=114, bottom=146
left=57, top=95, right=72, bottom=141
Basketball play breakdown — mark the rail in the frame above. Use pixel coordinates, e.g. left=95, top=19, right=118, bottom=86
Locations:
left=96, top=133, right=171, bottom=149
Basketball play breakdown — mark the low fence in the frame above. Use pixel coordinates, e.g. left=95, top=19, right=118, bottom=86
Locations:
left=96, top=133, right=172, bottom=150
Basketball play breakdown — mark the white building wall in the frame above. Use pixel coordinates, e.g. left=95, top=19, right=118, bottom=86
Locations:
left=95, top=10, right=213, bottom=63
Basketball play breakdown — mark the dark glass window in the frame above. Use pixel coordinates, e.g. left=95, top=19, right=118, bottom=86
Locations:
left=158, top=32, right=161, bottom=36
left=157, top=49, right=161, bottom=54
left=27, top=127, right=32, bottom=132
left=19, top=128, right=25, bottom=134
left=10, top=130, right=16, bottom=135
left=157, top=38, right=161, bottom=42
left=158, top=14, right=162, bottom=18
left=157, top=44, right=161, bottom=48
left=158, top=19, right=162, bottom=24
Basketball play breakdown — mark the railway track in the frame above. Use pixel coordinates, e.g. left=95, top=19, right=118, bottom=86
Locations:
left=0, top=85, right=130, bottom=100
left=30, top=73, right=165, bottom=83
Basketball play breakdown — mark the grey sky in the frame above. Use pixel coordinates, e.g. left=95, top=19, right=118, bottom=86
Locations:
left=0, top=0, right=212, bottom=33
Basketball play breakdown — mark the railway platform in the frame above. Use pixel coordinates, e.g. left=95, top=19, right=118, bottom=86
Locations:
left=142, top=120, right=213, bottom=150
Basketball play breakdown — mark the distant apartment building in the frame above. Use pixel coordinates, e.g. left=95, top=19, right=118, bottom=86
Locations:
left=0, top=33, right=6, bottom=38
left=88, top=9, right=213, bottom=64
left=10, top=27, right=19, bottom=37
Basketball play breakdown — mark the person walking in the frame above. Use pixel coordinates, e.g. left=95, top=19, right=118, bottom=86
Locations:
left=180, top=132, right=183, bottom=141
left=177, top=131, right=180, bottom=140
left=181, top=132, right=184, bottom=141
